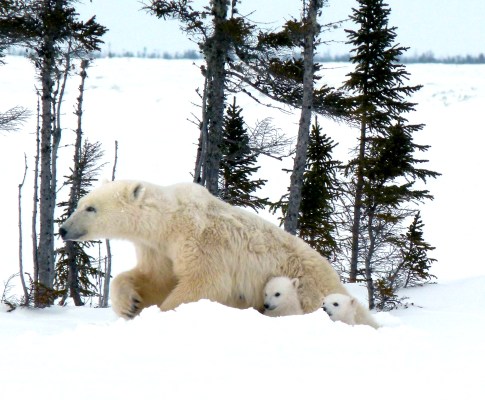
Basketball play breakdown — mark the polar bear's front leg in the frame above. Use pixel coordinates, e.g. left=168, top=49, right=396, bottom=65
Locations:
left=111, top=271, right=144, bottom=319
left=111, top=266, right=178, bottom=319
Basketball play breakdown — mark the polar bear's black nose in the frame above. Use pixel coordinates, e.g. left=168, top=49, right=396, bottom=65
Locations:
left=264, top=303, right=270, bottom=309
left=59, top=227, right=67, bottom=239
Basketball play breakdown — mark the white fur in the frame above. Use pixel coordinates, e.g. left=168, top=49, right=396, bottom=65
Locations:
left=60, top=180, right=378, bottom=327
left=322, top=293, right=380, bottom=328
left=263, top=277, right=303, bottom=317
left=322, top=293, right=357, bottom=324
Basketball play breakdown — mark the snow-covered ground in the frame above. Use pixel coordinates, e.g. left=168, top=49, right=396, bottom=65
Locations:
left=0, top=56, right=484, bottom=399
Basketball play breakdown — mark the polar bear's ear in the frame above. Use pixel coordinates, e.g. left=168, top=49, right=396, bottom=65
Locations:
left=131, top=183, right=146, bottom=202
left=291, top=278, right=299, bottom=289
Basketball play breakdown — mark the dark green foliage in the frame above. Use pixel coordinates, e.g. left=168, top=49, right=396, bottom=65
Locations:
left=400, top=212, right=437, bottom=288
left=55, top=140, right=105, bottom=304
left=342, top=0, right=421, bottom=128
left=271, top=118, right=341, bottom=259
left=298, top=118, right=341, bottom=260
left=374, top=212, right=436, bottom=310
left=0, top=0, right=107, bottom=57
left=341, top=0, right=439, bottom=307
left=54, top=241, right=99, bottom=301
left=220, top=98, right=268, bottom=211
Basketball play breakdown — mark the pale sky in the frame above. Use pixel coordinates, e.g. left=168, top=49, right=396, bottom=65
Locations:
left=77, top=0, right=485, bottom=58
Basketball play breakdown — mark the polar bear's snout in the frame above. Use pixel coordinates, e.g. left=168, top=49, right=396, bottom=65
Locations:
left=59, top=219, right=87, bottom=241
left=59, top=226, right=68, bottom=239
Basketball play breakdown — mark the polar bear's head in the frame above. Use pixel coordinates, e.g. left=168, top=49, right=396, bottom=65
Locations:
left=322, top=293, right=357, bottom=324
left=59, top=180, right=147, bottom=242
left=263, top=276, right=300, bottom=312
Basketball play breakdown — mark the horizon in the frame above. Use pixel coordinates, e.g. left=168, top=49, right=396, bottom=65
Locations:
left=76, top=0, right=485, bottom=60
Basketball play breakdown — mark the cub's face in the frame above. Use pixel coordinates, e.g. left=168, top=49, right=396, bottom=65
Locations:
left=59, top=181, right=146, bottom=241
left=322, top=293, right=355, bottom=320
left=263, top=277, right=299, bottom=311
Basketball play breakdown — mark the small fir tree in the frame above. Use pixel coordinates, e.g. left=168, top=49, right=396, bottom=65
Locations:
left=298, top=117, right=341, bottom=260
left=219, top=98, right=268, bottom=211
left=272, top=117, right=341, bottom=260
left=341, top=0, right=439, bottom=308
left=55, top=140, right=105, bottom=305
left=400, top=211, right=437, bottom=288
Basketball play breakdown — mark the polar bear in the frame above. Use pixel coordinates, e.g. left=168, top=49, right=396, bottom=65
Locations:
left=263, top=276, right=303, bottom=317
left=59, top=180, right=373, bottom=326
left=322, top=293, right=379, bottom=328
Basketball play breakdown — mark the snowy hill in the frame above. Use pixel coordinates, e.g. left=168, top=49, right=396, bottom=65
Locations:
left=0, top=56, right=484, bottom=399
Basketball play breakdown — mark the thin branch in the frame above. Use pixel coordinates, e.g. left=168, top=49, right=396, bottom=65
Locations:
left=18, top=153, right=29, bottom=305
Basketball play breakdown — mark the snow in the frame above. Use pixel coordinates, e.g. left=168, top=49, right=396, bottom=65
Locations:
left=1, top=56, right=484, bottom=399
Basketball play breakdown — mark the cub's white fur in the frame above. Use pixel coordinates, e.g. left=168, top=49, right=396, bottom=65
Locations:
left=322, top=293, right=380, bottom=328
left=263, top=276, right=303, bottom=317
left=322, top=293, right=357, bottom=324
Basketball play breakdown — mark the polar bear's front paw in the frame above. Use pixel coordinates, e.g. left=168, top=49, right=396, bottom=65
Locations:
left=111, top=280, right=144, bottom=319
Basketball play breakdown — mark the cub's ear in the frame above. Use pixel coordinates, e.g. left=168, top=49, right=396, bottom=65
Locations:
left=131, top=183, right=146, bottom=202
left=291, top=277, right=300, bottom=288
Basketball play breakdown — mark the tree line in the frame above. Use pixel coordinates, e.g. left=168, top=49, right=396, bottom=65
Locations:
left=0, top=0, right=439, bottom=311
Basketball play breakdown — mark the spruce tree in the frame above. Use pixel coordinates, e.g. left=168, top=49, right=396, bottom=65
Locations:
left=220, top=97, right=268, bottom=211
left=374, top=212, right=436, bottom=310
left=400, top=211, right=436, bottom=288
left=272, top=117, right=341, bottom=260
left=298, top=117, right=341, bottom=260
left=342, top=0, right=439, bottom=286
left=341, top=0, right=439, bottom=308
left=55, top=140, right=104, bottom=305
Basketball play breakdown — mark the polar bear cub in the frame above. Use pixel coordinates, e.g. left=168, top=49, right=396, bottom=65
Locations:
left=322, top=293, right=358, bottom=324
left=322, top=293, right=380, bottom=328
left=263, top=276, right=303, bottom=317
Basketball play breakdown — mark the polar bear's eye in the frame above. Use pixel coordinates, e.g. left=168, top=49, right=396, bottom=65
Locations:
left=333, top=302, right=339, bottom=307
left=275, top=292, right=280, bottom=297
left=86, top=206, right=97, bottom=213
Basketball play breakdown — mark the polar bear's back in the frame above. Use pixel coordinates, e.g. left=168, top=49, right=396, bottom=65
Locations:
left=134, top=181, right=346, bottom=313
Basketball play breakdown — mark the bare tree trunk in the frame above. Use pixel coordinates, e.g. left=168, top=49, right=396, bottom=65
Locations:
left=18, top=154, right=29, bottom=305
left=202, top=0, right=230, bottom=196
left=193, top=76, right=208, bottom=186
left=365, top=211, right=376, bottom=309
left=284, top=0, right=320, bottom=235
left=32, top=95, right=40, bottom=287
left=100, top=140, right=118, bottom=308
left=36, top=38, right=56, bottom=306
left=349, top=118, right=367, bottom=282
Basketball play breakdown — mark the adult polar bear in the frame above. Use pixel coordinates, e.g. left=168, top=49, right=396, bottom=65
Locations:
left=60, top=180, right=371, bottom=324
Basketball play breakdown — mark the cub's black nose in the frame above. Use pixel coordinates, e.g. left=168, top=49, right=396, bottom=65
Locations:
left=264, top=303, right=269, bottom=309
left=59, top=227, right=67, bottom=239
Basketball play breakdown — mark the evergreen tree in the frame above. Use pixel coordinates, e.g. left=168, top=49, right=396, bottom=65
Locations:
left=55, top=140, right=104, bottom=305
left=272, top=117, right=341, bottom=260
left=54, top=60, right=105, bottom=306
left=220, top=97, right=268, bottom=211
left=298, top=117, right=341, bottom=260
left=400, top=211, right=436, bottom=288
left=146, top=0, right=350, bottom=199
left=340, top=0, right=439, bottom=308
left=0, top=0, right=106, bottom=306
left=341, top=0, right=439, bottom=287
left=374, top=212, right=436, bottom=310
